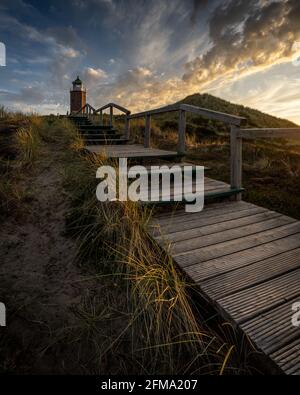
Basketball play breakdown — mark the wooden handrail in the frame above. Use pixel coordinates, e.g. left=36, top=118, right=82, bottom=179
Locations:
left=128, top=104, right=180, bottom=119
left=95, top=103, right=131, bottom=115
left=74, top=103, right=96, bottom=115
left=128, top=103, right=245, bottom=126
left=127, top=103, right=245, bottom=155
left=230, top=126, right=300, bottom=202
left=94, top=102, right=131, bottom=129
left=180, top=104, right=245, bottom=126
left=83, top=100, right=300, bottom=204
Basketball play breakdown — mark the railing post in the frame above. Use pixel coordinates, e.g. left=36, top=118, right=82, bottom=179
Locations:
left=230, top=125, right=242, bottom=201
left=125, top=116, right=130, bottom=140
left=178, top=109, right=186, bottom=155
left=100, top=110, right=103, bottom=126
left=110, top=106, right=113, bottom=127
left=144, top=114, right=151, bottom=148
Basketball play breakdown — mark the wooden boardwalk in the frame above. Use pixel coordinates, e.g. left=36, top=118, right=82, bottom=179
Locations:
left=78, top=100, right=300, bottom=374
left=149, top=201, right=300, bottom=375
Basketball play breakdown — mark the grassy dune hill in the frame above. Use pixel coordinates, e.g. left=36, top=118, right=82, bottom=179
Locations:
left=151, top=93, right=298, bottom=144
left=178, top=93, right=298, bottom=128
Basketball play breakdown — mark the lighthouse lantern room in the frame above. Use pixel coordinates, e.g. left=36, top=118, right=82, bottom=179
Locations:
left=70, top=76, right=86, bottom=114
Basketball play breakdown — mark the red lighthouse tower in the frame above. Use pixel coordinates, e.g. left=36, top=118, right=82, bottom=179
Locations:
left=70, top=76, right=86, bottom=114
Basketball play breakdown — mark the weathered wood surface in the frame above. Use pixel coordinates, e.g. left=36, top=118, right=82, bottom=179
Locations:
left=128, top=103, right=245, bottom=126
left=149, top=201, right=300, bottom=375
left=139, top=177, right=237, bottom=202
left=85, top=144, right=181, bottom=159
left=95, top=102, right=131, bottom=115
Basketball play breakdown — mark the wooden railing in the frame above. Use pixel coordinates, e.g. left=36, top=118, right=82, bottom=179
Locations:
left=128, top=104, right=300, bottom=201
left=73, top=101, right=300, bottom=202
left=231, top=127, right=300, bottom=200
left=74, top=103, right=96, bottom=116
left=95, top=103, right=131, bottom=136
left=127, top=102, right=245, bottom=154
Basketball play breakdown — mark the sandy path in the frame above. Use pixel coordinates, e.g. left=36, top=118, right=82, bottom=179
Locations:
left=0, top=140, right=96, bottom=373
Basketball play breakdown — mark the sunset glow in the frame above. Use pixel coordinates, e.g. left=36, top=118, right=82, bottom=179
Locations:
left=1, top=0, right=300, bottom=123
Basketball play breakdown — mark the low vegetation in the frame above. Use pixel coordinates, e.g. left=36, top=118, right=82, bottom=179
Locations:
left=1, top=91, right=299, bottom=374
left=61, top=120, right=251, bottom=374
left=0, top=112, right=38, bottom=219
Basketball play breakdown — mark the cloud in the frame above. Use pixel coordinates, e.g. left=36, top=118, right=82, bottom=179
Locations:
left=191, top=0, right=209, bottom=25
left=183, top=0, right=300, bottom=86
left=0, top=86, right=45, bottom=105
left=2, top=0, right=300, bottom=122
left=83, top=67, right=108, bottom=86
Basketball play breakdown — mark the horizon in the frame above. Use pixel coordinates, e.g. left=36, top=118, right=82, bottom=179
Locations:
left=1, top=0, right=300, bottom=123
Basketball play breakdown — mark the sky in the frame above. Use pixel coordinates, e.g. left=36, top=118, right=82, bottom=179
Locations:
left=1, top=0, right=300, bottom=123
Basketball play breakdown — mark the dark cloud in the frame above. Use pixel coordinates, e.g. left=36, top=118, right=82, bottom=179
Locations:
left=183, top=0, right=300, bottom=85
left=46, top=25, right=85, bottom=50
left=191, top=0, right=209, bottom=25
left=0, top=87, right=45, bottom=105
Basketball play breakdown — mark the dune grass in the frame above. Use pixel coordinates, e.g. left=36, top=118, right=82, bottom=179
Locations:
left=56, top=118, right=253, bottom=375
left=0, top=113, right=43, bottom=219
left=1, top=115, right=255, bottom=374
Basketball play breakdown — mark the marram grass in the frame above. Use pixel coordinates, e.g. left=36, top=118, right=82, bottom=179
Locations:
left=59, top=118, right=248, bottom=374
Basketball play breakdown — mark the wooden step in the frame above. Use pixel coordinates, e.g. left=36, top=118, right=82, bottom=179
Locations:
left=85, top=144, right=183, bottom=161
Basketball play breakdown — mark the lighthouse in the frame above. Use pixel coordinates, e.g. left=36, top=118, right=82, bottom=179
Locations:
left=70, top=76, right=86, bottom=114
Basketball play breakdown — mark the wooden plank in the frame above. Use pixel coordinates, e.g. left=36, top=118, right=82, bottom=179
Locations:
left=144, top=162, right=210, bottom=173
left=200, top=247, right=300, bottom=300
left=217, top=268, right=300, bottom=324
left=145, top=177, right=225, bottom=200
left=183, top=231, right=300, bottom=281
left=170, top=215, right=295, bottom=256
left=154, top=210, right=278, bottom=243
left=153, top=201, right=254, bottom=224
left=160, top=212, right=284, bottom=254
left=85, top=145, right=179, bottom=158
left=128, top=104, right=180, bottom=119
left=270, top=338, right=300, bottom=375
left=95, top=102, right=130, bottom=115
left=240, top=296, right=300, bottom=355
left=128, top=103, right=245, bottom=126
left=180, top=104, right=245, bottom=126
left=151, top=206, right=266, bottom=236
left=175, top=220, right=299, bottom=265
left=154, top=201, right=250, bottom=220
